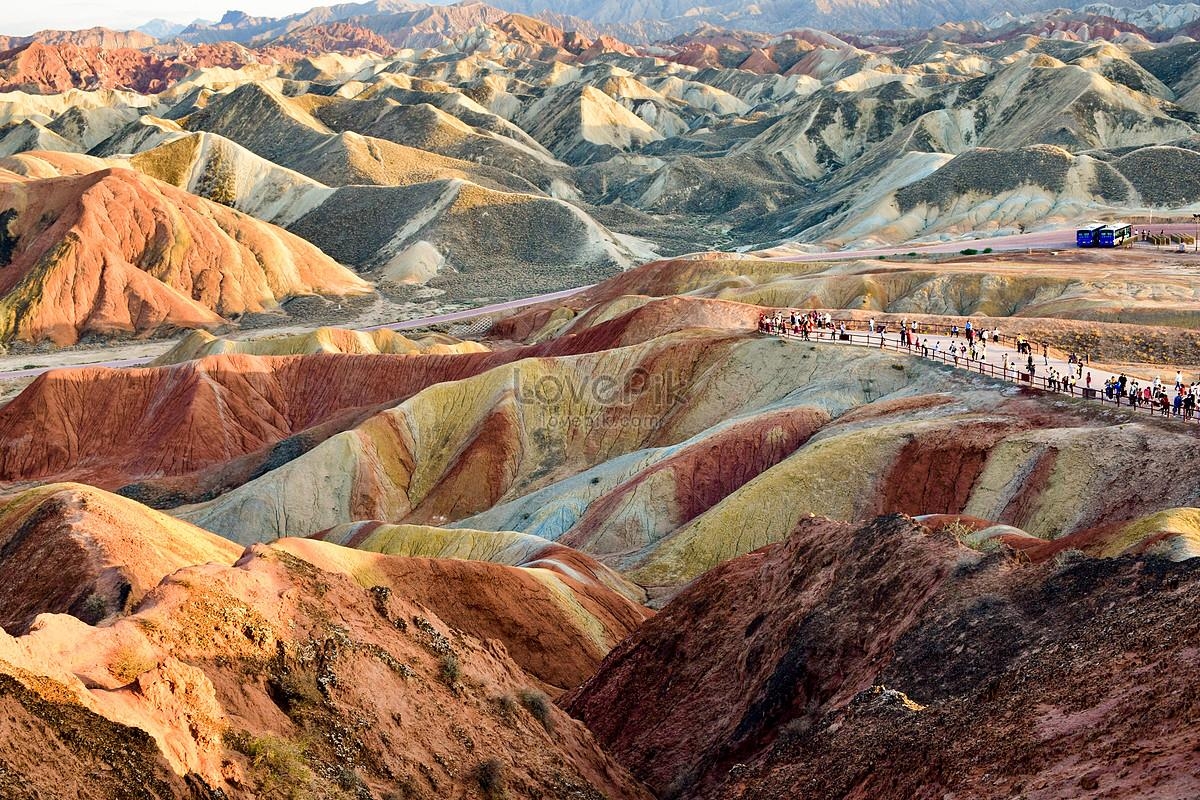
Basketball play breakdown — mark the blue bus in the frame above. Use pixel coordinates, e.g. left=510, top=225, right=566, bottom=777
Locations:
left=1076, top=223, right=1105, bottom=247
left=1096, top=223, right=1132, bottom=247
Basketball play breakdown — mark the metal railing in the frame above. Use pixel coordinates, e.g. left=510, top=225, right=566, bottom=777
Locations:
left=803, top=312, right=1069, bottom=363
left=759, top=321, right=1199, bottom=427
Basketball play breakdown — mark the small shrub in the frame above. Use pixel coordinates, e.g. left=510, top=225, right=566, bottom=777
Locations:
left=267, top=668, right=324, bottom=714
left=476, top=758, right=508, bottom=799
left=494, top=694, right=518, bottom=721
left=440, top=653, right=461, bottom=685
left=960, top=248, right=979, bottom=255
left=877, top=255, right=886, bottom=260
left=1054, top=548, right=1089, bottom=568
left=518, top=688, right=553, bottom=732
left=78, top=592, right=109, bottom=625
left=982, top=247, right=993, bottom=253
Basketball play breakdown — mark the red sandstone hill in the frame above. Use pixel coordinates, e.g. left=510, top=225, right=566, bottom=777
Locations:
left=0, top=38, right=287, bottom=93
left=496, top=13, right=587, bottom=50
left=0, top=42, right=188, bottom=93
left=563, top=513, right=1200, bottom=799
left=0, top=167, right=369, bottom=345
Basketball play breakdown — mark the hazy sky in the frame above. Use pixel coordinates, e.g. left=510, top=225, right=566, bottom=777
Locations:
left=4, top=1, right=321, bottom=36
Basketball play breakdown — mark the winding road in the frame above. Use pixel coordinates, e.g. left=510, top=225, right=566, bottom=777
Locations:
left=0, top=284, right=597, bottom=381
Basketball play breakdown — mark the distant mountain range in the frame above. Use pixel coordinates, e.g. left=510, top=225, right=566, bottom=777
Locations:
left=114, top=0, right=1200, bottom=44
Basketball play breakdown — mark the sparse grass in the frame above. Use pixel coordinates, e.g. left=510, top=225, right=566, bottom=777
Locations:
left=937, top=520, right=977, bottom=543
left=517, top=688, right=553, bottom=732
left=225, top=731, right=317, bottom=800
left=109, top=645, right=155, bottom=684
left=129, top=136, right=200, bottom=187
left=476, top=758, right=508, bottom=799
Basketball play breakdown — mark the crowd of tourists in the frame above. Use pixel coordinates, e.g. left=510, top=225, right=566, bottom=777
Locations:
left=1101, top=371, right=1199, bottom=419
left=757, top=309, right=1198, bottom=422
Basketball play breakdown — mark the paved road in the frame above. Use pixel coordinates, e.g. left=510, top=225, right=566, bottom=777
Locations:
left=0, top=284, right=595, bottom=381
left=361, top=284, right=593, bottom=332
left=766, top=223, right=1200, bottom=261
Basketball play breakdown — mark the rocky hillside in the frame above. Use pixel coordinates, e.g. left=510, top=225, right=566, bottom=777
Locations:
left=564, top=512, right=1200, bottom=799
left=0, top=481, right=652, bottom=798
